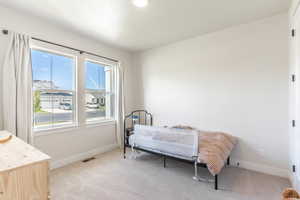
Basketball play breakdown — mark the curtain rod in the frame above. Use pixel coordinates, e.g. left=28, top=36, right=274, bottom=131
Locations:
left=1, top=29, right=119, bottom=63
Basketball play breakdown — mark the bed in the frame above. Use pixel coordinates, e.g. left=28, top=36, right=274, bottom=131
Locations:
left=123, top=110, right=237, bottom=190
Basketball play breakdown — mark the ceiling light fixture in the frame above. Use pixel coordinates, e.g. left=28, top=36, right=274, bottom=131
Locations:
left=132, top=0, right=149, bottom=8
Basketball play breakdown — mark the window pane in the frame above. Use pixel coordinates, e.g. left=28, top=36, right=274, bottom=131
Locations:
left=85, top=93, right=114, bottom=121
left=33, top=90, right=52, bottom=126
left=85, top=61, right=106, bottom=90
left=85, top=61, right=114, bottom=122
left=51, top=91, right=74, bottom=124
left=31, top=49, right=75, bottom=129
left=33, top=91, right=74, bottom=127
left=32, top=50, right=51, bottom=90
left=52, top=54, right=75, bottom=90
left=32, top=49, right=75, bottom=90
left=85, top=92, right=106, bottom=120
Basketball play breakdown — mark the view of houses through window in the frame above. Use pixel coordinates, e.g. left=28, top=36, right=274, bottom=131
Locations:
left=31, top=48, right=115, bottom=130
left=32, top=49, right=75, bottom=128
left=85, top=61, right=113, bottom=121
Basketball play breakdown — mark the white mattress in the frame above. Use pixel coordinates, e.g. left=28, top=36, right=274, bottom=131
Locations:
left=129, top=125, right=198, bottom=160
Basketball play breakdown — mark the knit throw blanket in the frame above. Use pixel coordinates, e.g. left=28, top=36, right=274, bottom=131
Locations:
left=197, top=131, right=237, bottom=175
left=172, top=126, right=237, bottom=175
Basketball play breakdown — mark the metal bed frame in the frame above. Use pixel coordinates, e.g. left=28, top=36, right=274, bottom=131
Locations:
left=123, top=110, right=229, bottom=190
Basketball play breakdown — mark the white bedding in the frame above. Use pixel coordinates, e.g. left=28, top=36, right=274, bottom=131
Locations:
left=129, top=125, right=198, bottom=160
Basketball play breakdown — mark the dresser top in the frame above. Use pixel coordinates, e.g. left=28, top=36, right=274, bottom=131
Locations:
left=0, top=131, right=50, bottom=172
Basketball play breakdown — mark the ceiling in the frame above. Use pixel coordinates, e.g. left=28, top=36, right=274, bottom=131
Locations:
left=0, top=0, right=291, bottom=51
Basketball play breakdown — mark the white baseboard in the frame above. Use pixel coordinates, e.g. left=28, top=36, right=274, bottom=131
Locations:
left=49, top=146, right=290, bottom=179
left=50, top=143, right=119, bottom=170
left=231, top=159, right=289, bottom=178
left=289, top=172, right=300, bottom=191
left=289, top=172, right=296, bottom=188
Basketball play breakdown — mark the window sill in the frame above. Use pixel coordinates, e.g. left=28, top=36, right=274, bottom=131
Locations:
left=85, top=119, right=116, bottom=127
left=34, top=123, right=79, bottom=137
left=34, top=120, right=116, bottom=137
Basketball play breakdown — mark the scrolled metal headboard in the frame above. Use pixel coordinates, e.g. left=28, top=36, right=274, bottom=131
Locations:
left=123, top=110, right=153, bottom=158
left=124, top=110, right=153, bottom=128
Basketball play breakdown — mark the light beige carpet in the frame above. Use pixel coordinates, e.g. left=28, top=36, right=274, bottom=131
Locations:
left=50, top=149, right=290, bottom=200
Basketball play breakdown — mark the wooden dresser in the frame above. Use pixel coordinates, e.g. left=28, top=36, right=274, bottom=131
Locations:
left=0, top=131, right=50, bottom=200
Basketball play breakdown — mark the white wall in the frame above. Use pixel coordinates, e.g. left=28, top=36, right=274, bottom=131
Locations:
left=0, top=5, right=138, bottom=167
left=134, top=14, right=290, bottom=177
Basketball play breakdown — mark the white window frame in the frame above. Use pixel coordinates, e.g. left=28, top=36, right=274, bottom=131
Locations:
left=31, top=41, right=118, bottom=134
left=31, top=41, right=79, bottom=132
left=83, top=54, right=116, bottom=125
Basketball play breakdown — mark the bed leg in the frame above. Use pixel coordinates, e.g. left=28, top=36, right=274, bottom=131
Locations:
left=163, top=156, right=166, bottom=168
left=214, top=175, right=218, bottom=190
left=193, top=160, right=199, bottom=181
left=227, top=156, right=230, bottom=165
left=123, top=145, right=126, bottom=159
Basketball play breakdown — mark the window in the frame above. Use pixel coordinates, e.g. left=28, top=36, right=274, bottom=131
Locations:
left=31, top=49, right=76, bottom=129
left=85, top=60, right=114, bottom=122
left=31, top=43, right=117, bottom=132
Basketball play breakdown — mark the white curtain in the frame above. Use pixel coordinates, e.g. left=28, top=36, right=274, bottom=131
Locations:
left=2, top=32, right=33, bottom=143
left=115, top=62, right=125, bottom=147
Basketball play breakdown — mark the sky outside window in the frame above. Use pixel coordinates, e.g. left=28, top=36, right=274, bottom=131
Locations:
left=85, top=61, right=106, bottom=90
left=31, top=49, right=74, bottom=90
left=32, top=50, right=106, bottom=91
